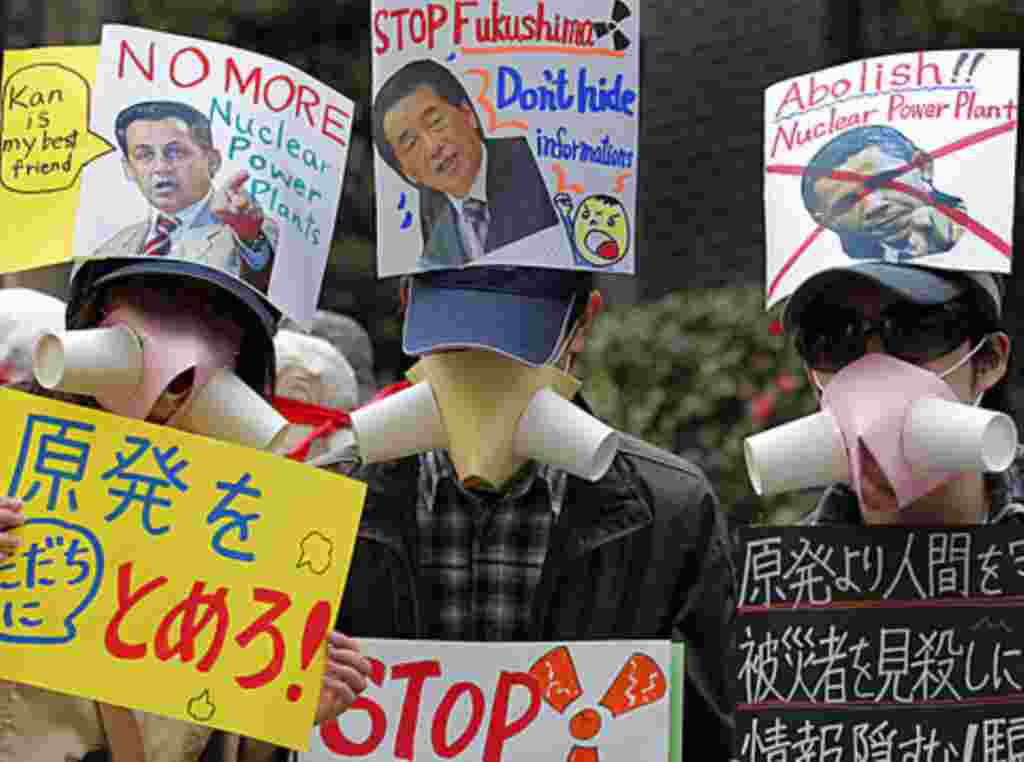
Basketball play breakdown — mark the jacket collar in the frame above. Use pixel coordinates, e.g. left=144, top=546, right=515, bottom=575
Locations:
left=418, top=449, right=567, bottom=517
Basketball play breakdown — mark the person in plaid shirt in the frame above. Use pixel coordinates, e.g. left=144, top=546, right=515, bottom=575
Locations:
left=337, top=266, right=736, bottom=757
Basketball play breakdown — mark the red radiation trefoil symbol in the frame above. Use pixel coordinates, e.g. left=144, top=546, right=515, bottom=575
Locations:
left=528, top=645, right=667, bottom=762
left=766, top=120, right=1017, bottom=300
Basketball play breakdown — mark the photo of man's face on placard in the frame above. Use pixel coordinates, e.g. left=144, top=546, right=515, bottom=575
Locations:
left=119, top=102, right=222, bottom=215
left=89, top=99, right=279, bottom=295
left=372, top=60, right=560, bottom=272
left=71, top=25, right=357, bottom=329
left=801, top=125, right=966, bottom=263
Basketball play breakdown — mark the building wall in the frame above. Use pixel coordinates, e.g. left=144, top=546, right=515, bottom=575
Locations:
left=637, top=0, right=832, bottom=299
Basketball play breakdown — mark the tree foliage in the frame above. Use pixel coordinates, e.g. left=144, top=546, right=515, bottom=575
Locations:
left=578, top=285, right=820, bottom=525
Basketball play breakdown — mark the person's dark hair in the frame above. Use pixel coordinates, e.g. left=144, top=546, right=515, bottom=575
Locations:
left=372, top=60, right=481, bottom=182
left=115, top=100, right=215, bottom=154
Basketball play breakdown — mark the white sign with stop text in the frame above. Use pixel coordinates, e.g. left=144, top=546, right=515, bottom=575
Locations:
left=302, top=639, right=676, bottom=762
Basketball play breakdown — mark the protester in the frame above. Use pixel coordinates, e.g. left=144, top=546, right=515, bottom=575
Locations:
left=335, top=266, right=736, bottom=757
left=0, top=257, right=371, bottom=761
left=782, top=262, right=1020, bottom=526
left=273, top=328, right=358, bottom=461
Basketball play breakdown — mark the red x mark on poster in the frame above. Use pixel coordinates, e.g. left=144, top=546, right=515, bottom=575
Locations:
left=766, top=119, right=1017, bottom=300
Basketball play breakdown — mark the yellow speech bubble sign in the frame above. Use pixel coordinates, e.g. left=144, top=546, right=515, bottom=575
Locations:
left=1, top=61, right=113, bottom=193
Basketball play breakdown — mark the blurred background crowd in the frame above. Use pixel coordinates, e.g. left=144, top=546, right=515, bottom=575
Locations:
left=2, top=0, right=1023, bottom=525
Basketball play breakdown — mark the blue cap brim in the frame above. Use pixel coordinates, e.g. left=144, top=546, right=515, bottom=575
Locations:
left=403, top=277, right=576, bottom=366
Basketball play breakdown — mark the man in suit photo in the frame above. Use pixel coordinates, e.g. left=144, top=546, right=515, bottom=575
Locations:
left=373, top=59, right=559, bottom=271
left=93, top=100, right=278, bottom=294
left=801, top=125, right=966, bottom=264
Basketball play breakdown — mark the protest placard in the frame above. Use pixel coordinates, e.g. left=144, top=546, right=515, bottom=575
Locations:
left=735, top=525, right=1024, bottom=760
left=0, top=45, right=112, bottom=272
left=764, top=50, right=1019, bottom=309
left=0, top=387, right=366, bottom=750
left=302, top=639, right=680, bottom=762
left=65, top=24, right=354, bottom=328
left=371, top=0, right=640, bottom=276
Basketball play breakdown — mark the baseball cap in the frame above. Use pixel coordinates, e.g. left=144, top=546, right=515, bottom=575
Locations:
left=403, top=267, right=586, bottom=367
left=783, top=262, right=1002, bottom=332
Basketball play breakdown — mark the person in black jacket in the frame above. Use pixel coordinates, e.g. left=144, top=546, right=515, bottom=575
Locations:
left=784, top=262, right=1013, bottom=526
left=336, top=266, right=736, bottom=757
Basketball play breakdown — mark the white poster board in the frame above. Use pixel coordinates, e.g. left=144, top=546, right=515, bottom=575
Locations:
left=764, top=49, right=1018, bottom=308
left=303, top=639, right=675, bottom=762
left=371, top=0, right=640, bottom=277
left=72, top=25, right=354, bottom=328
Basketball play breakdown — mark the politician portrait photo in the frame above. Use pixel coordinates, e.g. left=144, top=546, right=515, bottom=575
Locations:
left=91, top=100, right=278, bottom=294
left=373, top=59, right=559, bottom=272
left=801, top=125, right=966, bottom=263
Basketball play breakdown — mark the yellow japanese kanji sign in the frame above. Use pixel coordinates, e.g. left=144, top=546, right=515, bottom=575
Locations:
left=0, top=388, right=366, bottom=750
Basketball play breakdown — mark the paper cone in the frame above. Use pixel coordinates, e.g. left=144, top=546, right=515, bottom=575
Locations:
left=169, top=368, right=287, bottom=450
left=33, top=326, right=143, bottom=395
left=513, top=388, right=619, bottom=481
left=744, top=410, right=849, bottom=496
left=903, top=397, right=1018, bottom=473
left=350, top=381, right=447, bottom=463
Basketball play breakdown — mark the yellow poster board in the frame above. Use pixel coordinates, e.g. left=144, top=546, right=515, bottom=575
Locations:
left=0, top=387, right=366, bottom=750
left=0, top=45, right=113, bottom=273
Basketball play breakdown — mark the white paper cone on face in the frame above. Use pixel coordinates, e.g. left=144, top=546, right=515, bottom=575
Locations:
left=744, top=410, right=850, bottom=496
left=513, top=388, right=619, bottom=481
left=169, top=368, right=287, bottom=450
left=350, top=381, right=447, bottom=463
left=33, top=326, right=143, bottom=395
left=903, top=397, right=1018, bottom=473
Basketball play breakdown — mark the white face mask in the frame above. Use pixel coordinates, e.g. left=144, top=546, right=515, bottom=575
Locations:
left=816, top=345, right=992, bottom=511
left=745, top=337, right=1016, bottom=503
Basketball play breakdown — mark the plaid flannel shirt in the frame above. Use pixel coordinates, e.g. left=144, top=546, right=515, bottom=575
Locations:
left=415, top=450, right=567, bottom=641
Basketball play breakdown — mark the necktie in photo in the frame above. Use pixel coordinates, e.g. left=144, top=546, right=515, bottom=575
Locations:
left=144, top=215, right=180, bottom=257
left=462, top=197, right=489, bottom=255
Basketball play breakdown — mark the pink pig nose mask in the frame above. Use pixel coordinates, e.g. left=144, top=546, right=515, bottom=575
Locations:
left=97, top=302, right=242, bottom=422
left=812, top=343, right=988, bottom=511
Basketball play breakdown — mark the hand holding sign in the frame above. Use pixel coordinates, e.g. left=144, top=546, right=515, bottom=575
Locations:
left=315, top=632, right=372, bottom=726
left=0, top=496, right=25, bottom=556
left=211, top=169, right=264, bottom=243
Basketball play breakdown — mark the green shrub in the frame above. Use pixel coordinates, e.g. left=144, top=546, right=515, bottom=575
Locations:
left=579, top=285, right=820, bottom=525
